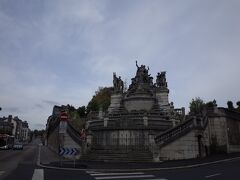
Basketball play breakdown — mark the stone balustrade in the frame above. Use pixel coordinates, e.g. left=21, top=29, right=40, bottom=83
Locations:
left=155, top=116, right=208, bottom=146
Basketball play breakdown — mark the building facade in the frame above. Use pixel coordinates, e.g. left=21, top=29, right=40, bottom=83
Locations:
left=0, top=115, right=29, bottom=142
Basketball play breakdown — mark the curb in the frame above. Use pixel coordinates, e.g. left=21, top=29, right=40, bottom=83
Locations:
left=37, top=145, right=240, bottom=172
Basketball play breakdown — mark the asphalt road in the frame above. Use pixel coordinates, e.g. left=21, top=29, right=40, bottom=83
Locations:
left=0, top=139, right=40, bottom=180
left=1, top=141, right=240, bottom=180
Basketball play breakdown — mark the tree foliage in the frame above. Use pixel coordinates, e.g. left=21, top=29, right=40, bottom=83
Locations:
left=189, top=97, right=205, bottom=115
left=77, top=106, right=87, bottom=117
left=205, top=99, right=217, bottom=108
left=227, top=101, right=234, bottom=110
left=64, top=105, right=86, bottom=130
left=87, top=87, right=113, bottom=113
left=236, top=101, right=240, bottom=112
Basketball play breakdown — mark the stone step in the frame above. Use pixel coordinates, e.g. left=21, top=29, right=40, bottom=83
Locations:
left=80, top=149, right=153, bottom=162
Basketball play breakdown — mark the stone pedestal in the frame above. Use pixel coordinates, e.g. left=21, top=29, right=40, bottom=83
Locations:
left=108, top=93, right=122, bottom=113
left=143, top=116, right=148, bottom=126
left=104, top=117, right=109, bottom=127
left=156, top=88, right=170, bottom=110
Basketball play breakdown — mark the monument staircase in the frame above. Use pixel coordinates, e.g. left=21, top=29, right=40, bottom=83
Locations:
left=155, top=115, right=208, bottom=147
left=96, top=102, right=173, bottom=130
left=47, top=114, right=83, bottom=146
left=67, top=121, right=83, bottom=146
left=80, top=148, right=153, bottom=162
left=46, top=112, right=83, bottom=155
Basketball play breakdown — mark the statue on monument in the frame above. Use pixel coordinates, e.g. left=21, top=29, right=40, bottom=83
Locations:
left=156, top=72, right=168, bottom=87
left=113, top=72, right=124, bottom=93
left=135, top=60, right=150, bottom=83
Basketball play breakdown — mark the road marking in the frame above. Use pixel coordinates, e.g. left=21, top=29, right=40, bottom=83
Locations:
left=87, top=171, right=164, bottom=180
left=91, top=172, right=145, bottom=176
left=38, top=154, right=240, bottom=171
left=32, top=169, right=44, bottom=180
left=205, top=173, right=221, bottom=178
left=0, top=171, right=5, bottom=176
left=86, top=171, right=101, bottom=174
left=95, top=175, right=155, bottom=179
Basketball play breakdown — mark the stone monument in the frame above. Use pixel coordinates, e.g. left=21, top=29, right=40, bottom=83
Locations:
left=84, top=62, right=185, bottom=162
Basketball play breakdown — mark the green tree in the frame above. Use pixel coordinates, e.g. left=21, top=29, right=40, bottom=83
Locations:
left=236, top=101, right=240, bottom=112
left=206, top=101, right=214, bottom=108
left=86, top=87, right=113, bottom=113
left=189, top=97, right=205, bottom=115
left=77, top=106, right=86, bottom=117
left=68, top=108, right=85, bottom=130
left=227, top=101, right=234, bottom=110
left=205, top=99, right=217, bottom=108
left=67, top=104, right=75, bottom=111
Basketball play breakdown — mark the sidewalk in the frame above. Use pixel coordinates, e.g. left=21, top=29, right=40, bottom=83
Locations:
left=40, top=145, right=67, bottom=165
left=39, top=146, right=240, bottom=170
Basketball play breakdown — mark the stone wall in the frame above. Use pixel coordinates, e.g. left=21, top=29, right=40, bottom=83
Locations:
left=226, top=114, right=240, bottom=152
left=159, top=131, right=200, bottom=160
left=124, top=98, right=155, bottom=111
left=207, top=108, right=240, bottom=153
left=208, top=116, right=228, bottom=152
left=47, top=126, right=59, bottom=153
left=92, top=130, right=153, bottom=150
left=62, top=132, right=81, bottom=159
left=227, top=119, right=240, bottom=144
left=47, top=123, right=82, bottom=159
left=157, top=108, right=240, bottom=161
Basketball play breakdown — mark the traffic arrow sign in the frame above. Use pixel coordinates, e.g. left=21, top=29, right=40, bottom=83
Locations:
left=59, top=147, right=79, bottom=156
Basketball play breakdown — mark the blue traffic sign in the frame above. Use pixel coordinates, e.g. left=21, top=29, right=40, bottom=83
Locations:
left=59, top=147, right=79, bottom=156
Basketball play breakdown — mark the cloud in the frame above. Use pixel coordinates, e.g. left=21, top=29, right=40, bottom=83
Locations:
left=42, top=100, right=60, bottom=106
left=0, top=0, right=240, bottom=129
left=3, top=107, right=21, bottom=114
left=31, top=123, right=46, bottom=130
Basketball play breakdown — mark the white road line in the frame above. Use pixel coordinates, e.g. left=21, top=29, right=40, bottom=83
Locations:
left=205, top=173, right=221, bottom=178
left=91, top=172, right=145, bottom=176
left=95, top=174, right=155, bottom=179
left=86, top=171, right=101, bottom=174
left=32, top=169, right=44, bottom=180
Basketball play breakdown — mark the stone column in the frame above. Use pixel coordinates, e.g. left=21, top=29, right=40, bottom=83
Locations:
left=156, top=88, right=170, bottom=110
left=104, top=117, right=109, bottom=127
left=98, top=107, right=103, bottom=119
left=143, top=116, right=148, bottom=127
left=86, top=132, right=93, bottom=152
left=108, top=93, right=122, bottom=113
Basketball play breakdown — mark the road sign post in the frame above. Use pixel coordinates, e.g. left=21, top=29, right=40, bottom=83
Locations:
left=59, top=147, right=79, bottom=168
left=59, top=111, right=68, bottom=134
left=58, top=111, right=68, bottom=167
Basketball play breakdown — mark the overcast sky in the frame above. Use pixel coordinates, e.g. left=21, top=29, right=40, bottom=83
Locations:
left=0, top=0, right=239, bottom=130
